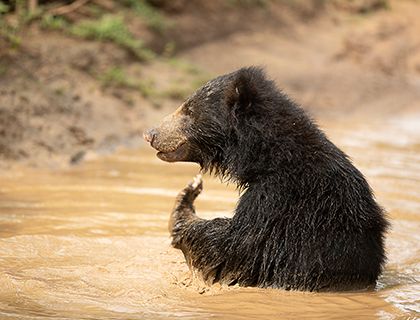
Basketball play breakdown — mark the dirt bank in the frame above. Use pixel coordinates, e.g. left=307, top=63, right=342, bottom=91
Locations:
left=1, top=0, right=419, bottom=169
left=182, top=0, right=420, bottom=120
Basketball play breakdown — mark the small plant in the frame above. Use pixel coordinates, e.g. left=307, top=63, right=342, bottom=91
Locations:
left=85, top=4, right=105, bottom=18
left=159, top=59, right=212, bottom=100
left=98, top=67, right=158, bottom=99
left=138, top=79, right=157, bottom=98
left=168, top=58, right=202, bottom=75
left=71, top=15, right=154, bottom=60
left=160, top=73, right=211, bottom=101
left=0, top=1, right=9, bottom=14
left=40, top=14, right=68, bottom=31
left=0, top=22, right=21, bottom=48
left=0, top=1, right=19, bottom=47
left=0, top=63, right=7, bottom=76
left=99, top=67, right=134, bottom=88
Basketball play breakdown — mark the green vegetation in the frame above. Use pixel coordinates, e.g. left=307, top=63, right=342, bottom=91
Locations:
left=98, top=62, right=210, bottom=102
left=98, top=66, right=157, bottom=98
left=0, top=5, right=21, bottom=47
left=99, top=67, right=151, bottom=92
left=71, top=15, right=154, bottom=60
left=168, top=58, right=202, bottom=76
left=166, top=58, right=211, bottom=96
left=84, top=4, right=106, bottom=18
left=40, top=14, right=68, bottom=30
left=2, top=1, right=159, bottom=61
left=0, top=1, right=9, bottom=14
left=227, top=0, right=269, bottom=7
left=138, top=79, right=157, bottom=98
left=0, top=1, right=20, bottom=47
left=0, top=63, right=7, bottom=76
left=0, top=25, right=21, bottom=47
left=1, top=1, right=209, bottom=102
left=99, top=67, right=132, bottom=88
left=123, top=0, right=169, bottom=33
left=40, top=13, right=154, bottom=61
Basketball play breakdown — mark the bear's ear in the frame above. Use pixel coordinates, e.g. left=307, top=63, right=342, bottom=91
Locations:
left=225, top=67, right=263, bottom=112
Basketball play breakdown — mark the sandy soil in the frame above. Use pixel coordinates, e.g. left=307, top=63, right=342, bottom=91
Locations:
left=182, top=0, right=420, bottom=119
left=1, top=0, right=419, bottom=169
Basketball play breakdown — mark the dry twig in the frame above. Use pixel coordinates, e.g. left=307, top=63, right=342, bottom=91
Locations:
left=48, top=0, right=91, bottom=16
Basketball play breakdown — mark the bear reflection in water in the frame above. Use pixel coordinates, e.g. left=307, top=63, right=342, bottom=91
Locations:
left=144, top=67, right=389, bottom=292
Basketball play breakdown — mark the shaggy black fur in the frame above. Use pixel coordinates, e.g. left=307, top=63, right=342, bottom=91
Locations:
left=168, top=67, right=388, bottom=291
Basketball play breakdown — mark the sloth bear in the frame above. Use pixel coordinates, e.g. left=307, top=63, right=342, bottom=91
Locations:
left=144, top=67, right=388, bottom=291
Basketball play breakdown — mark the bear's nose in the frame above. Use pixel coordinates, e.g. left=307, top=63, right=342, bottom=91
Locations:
left=143, top=128, right=157, bottom=144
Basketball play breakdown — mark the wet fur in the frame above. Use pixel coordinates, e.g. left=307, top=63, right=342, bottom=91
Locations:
left=169, top=67, right=388, bottom=291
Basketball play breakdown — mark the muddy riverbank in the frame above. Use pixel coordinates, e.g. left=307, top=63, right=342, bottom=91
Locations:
left=1, top=0, right=420, bottom=169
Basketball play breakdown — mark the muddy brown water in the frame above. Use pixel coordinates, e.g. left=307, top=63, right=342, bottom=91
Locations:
left=0, top=116, right=419, bottom=319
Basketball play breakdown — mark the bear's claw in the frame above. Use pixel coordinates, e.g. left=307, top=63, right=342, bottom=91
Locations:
left=186, top=174, right=203, bottom=200
left=176, top=174, right=203, bottom=205
left=189, top=174, right=203, bottom=190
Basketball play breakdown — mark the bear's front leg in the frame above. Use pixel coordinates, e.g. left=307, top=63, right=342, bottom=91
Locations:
left=170, top=174, right=203, bottom=248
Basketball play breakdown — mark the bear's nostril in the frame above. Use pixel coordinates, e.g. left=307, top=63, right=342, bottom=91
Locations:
left=143, top=128, right=157, bottom=144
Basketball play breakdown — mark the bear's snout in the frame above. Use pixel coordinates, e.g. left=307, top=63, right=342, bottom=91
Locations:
left=143, top=128, right=158, bottom=145
left=143, top=109, right=193, bottom=162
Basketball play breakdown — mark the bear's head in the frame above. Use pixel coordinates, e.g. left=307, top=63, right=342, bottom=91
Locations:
left=144, top=66, right=303, bottom=181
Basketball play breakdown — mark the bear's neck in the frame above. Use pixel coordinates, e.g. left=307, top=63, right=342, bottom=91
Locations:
left=217, top=116, right=343, bottom=189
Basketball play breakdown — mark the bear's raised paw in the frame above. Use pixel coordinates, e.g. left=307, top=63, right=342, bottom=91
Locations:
left=175, top=174, right=203, bottom=207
